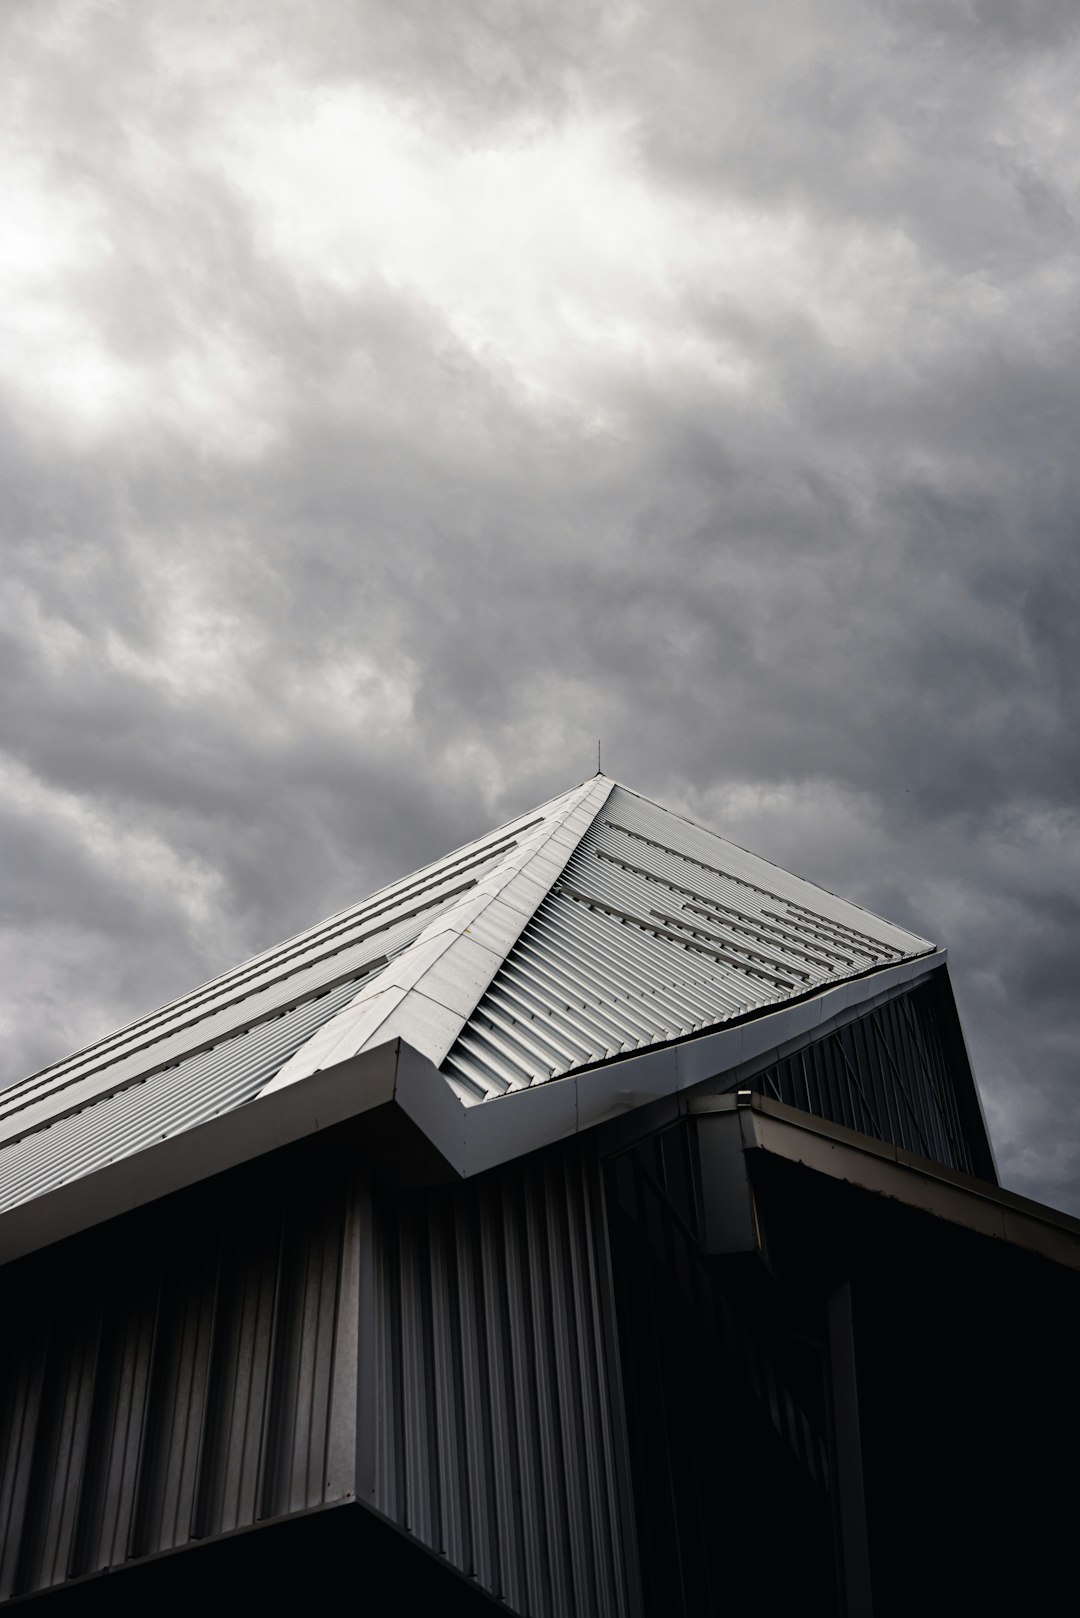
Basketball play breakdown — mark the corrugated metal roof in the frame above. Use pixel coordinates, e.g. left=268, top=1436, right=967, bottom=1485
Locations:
left=0, top=795, right=563, bottom=1154
left=0, top=972, right=363, bottom=1216
left=440, top=784, right=934, bottom=1102
left=0, top=775, right=936, bottom=1224
left=0, top=782, right=601, bottom=1214
left=255, top=776, right=614, bottom=1093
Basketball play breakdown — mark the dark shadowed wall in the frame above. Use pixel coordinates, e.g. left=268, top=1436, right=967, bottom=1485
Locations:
left=370, top=1143, right=638, bottom=1618
left=0, top=1138, right=639, bottom=1616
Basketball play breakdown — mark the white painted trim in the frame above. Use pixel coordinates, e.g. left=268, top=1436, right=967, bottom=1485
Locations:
left=260, top=776, right=615, bottom=1092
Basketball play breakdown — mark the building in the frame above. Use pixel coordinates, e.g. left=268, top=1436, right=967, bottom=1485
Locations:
left=1, top=775, right=1077, bottom=1615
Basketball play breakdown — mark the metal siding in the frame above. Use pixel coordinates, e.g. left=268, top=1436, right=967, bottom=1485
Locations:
left=479, top=1180, right=529, bottom=1611
left=0, top=1328, right=48, bottom=1594
left=191, top=1227, right=279, bottom=1536
left=752, top=983, right=978, bottom=1175
left=443, top=786, right=935, bottom=1101
left=606, top=1123, right=837, bottom=1616
left=3, top=1150, right=640, bottom=1613
left=371, top=1141, right=639, bottom=1618
left=0, top=1171, right=363, bottom=1601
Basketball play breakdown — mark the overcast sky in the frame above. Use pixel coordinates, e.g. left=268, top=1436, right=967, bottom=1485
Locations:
left=3, top=0, right=1078, bottom=1212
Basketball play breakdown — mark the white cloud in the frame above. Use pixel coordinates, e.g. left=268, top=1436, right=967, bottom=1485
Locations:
left=2, top=0, right=1079, bottom=1211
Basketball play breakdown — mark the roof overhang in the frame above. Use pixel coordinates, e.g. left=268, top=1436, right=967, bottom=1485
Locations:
left=1, top=953, right=956, bottom=1267
left=692, top=1092, right=1080, bottom=1273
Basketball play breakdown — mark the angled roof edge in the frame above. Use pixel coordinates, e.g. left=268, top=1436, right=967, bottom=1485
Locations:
left=0, top=775, right=612, bottom=1155
left=0, top=953, right=946, bottom=1267
left=428, top=952, right=949, bottom=1177
left=587, top=775, right=932, bottom=948
left=1, top=770, right=960, bottom=1259
left=440, top=780, right=934, bottom=1101
left=258, top=773, right=615, bottom=1095
left=691, top=1094, right=1080, bottom=1273
left=11, top=775, right=596, bottom=1096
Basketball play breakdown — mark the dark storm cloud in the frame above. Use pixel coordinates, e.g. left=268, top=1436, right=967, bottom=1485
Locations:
left=1, top=1, right=1078, bottom=1210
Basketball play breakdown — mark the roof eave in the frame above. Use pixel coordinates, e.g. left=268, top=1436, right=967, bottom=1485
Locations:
left=0, top=952, right=951, bottom=1268
left=692, top=1091, right=1080, bottom=1273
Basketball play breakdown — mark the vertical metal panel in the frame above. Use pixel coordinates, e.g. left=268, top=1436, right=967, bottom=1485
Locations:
left=132, top=1253, right=218, bottom=1557
left=606, top=1123, right=837, bottom=1616
left=478, top=1177, right=529, bottom=1612
left=750, top=983, right=979, bottom=1174
left=259, top=1195, right=345, bottom=1520
left=192, top=1226, right=279, bottom=1537
left=0, top=1323, right=48, bottom=1597
left=3, top=1142, right=641, bottom=1613
left=371, top=1140, right=640, bottom=1618
left=0, top=1167, right=364, bottom=1601
left=75, top=1279, right=158, bottom=1573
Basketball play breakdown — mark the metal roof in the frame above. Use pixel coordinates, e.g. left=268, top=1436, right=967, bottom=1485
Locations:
left=0, top=775, right=934, bottom=1230
left=441, top=784, right=933, bottom=1101
left=0, top=780, right=589, bottom=1156
left=0, top=972, right=363, bottom=1216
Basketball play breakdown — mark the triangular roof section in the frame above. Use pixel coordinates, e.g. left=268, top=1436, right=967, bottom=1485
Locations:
left=261, top=777, right=934, bottom=1101
left=258, top=776, right=611, bottom=1094
left=442, top=782, right=933, bottom=1100
left=0, top=775, right=942, bottom=1259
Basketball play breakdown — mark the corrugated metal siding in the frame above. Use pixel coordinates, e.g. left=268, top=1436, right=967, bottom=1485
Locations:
left=750, top=980, right=978, bottom=1175
left=1, top=1138, right=641, bottom=1615
left=371, top=1141, right=640, bottom=1618
left=606, top=1124, right=838, bottom=1615
left=443, top=785, right=934, bottom=1101
left=0, top=1168, right=360, bottom=1600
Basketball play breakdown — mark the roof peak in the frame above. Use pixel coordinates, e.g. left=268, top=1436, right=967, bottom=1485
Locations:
left=1, top=774, right=937, bottom=1251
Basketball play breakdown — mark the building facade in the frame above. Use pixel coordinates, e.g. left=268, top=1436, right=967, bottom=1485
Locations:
left=1, top=777, right=1077, bottom=1614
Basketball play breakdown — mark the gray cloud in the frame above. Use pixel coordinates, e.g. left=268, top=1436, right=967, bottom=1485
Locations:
left=2, top=0, right=1078, bottom=1211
